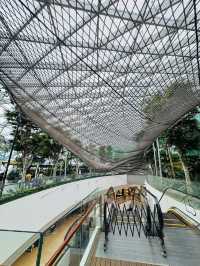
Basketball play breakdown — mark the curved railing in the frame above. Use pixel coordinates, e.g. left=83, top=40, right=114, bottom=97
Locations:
left=0, top=172, right=111, bottom=204
left=0, top=188, right=100, bottom=266
left=147, top=175, right=200, bottom=210
left=158, top=186, right=200, bottom=217
left=159, top=186, right=200, bottom=204
left=167, top=207, right=200, bottom=230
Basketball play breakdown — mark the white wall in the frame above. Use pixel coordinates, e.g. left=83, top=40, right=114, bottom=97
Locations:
left=0, top=174, right=127, bottom=232
left=127, top=175, right=146, bottom=185
left=0, top=174, right=128, bottom=265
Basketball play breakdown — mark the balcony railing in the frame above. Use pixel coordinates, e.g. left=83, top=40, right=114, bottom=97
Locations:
left=0, top=172, right=111, bottom=204
left=0, top=188, right=100, bottom=266
left=147, top=175, right=200, bottom=210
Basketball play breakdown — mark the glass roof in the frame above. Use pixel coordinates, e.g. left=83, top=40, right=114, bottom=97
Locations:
left=0, top=0, right=200, bottom=172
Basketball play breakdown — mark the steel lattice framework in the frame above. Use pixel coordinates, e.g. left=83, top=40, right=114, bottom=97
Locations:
left=0, top=0, right=200, bottom=172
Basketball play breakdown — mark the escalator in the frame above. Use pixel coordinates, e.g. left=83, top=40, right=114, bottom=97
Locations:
left=161, top=208, right=200, bottom=266
left=101, top=186, right=200, bottom=266
left=163, top=212, right=188, bottom=228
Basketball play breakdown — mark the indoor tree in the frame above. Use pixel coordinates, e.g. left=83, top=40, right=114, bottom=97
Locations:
left=6, top=110, right=62, bottom=179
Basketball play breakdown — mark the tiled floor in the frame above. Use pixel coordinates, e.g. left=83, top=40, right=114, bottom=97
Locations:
left=95, top=227, right=200, bottom=266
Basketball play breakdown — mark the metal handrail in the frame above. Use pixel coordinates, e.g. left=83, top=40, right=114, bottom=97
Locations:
left=0, top=228, right=43, bottom=266
left=143, top=186, right=159, bottom=203
left=158, top=186, right=200, bottom=204
left=167, top=207, right=200, bottom=229
left=0, top=174, right=106, bottom=204
left=63, top=214, right=82, bottom=240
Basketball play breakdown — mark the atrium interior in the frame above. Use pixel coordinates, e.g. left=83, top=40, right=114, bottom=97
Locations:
left=0, top=0, right=200, bottom=265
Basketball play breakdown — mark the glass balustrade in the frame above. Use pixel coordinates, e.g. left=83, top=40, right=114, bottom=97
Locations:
left=147, top=175, right=200, bottom=210
left=0, top=172, right=109, bottom=204
left=54, top=203, right=98, bottom=266
left=0, top=189, right=100, bottom=266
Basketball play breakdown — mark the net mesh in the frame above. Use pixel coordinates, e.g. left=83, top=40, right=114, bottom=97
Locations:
left=0, top=0, right=200, bottom=172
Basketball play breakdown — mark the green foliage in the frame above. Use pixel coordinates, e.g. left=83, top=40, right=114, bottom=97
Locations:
left=166, top=112, right=200, bottom=154
left=106, top=145, right=113, bottom=159
left=6, top=110, right=38, bottom=154
left=5, top=108, right=92, bottom=178
left=6, top=109, right=62, bottom=176
left=99, top=146, right=106, bottom=159
left=144, top=92, right=164, bottom=114
left=98, top=145, right=113, bottom=160
left=151, top=107, right=200, bottom=181
left=0, top=135, right=10, bottom=154
left=138, top=82, right=193, bottom=143
left=143, top=81, right=192, bottom=116
left=143, top=81, right=199, bottom=180
left=31, top=132, right=62, bottom=163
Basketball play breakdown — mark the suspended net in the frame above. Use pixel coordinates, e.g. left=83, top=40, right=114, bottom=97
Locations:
left=0, top=0, right=200, bottom=172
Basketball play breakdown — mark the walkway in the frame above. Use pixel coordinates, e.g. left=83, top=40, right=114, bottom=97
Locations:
left=95, top=228, right=200, bottom=266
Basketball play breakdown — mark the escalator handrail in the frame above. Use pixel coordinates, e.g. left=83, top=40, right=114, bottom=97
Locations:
left=63, top=214, right=82, bottom=241
left=142, top=186, right=159, bottom=204
left=158, top=186, right=200, bottom=204
left=167, top=207, right=200, bottom=229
